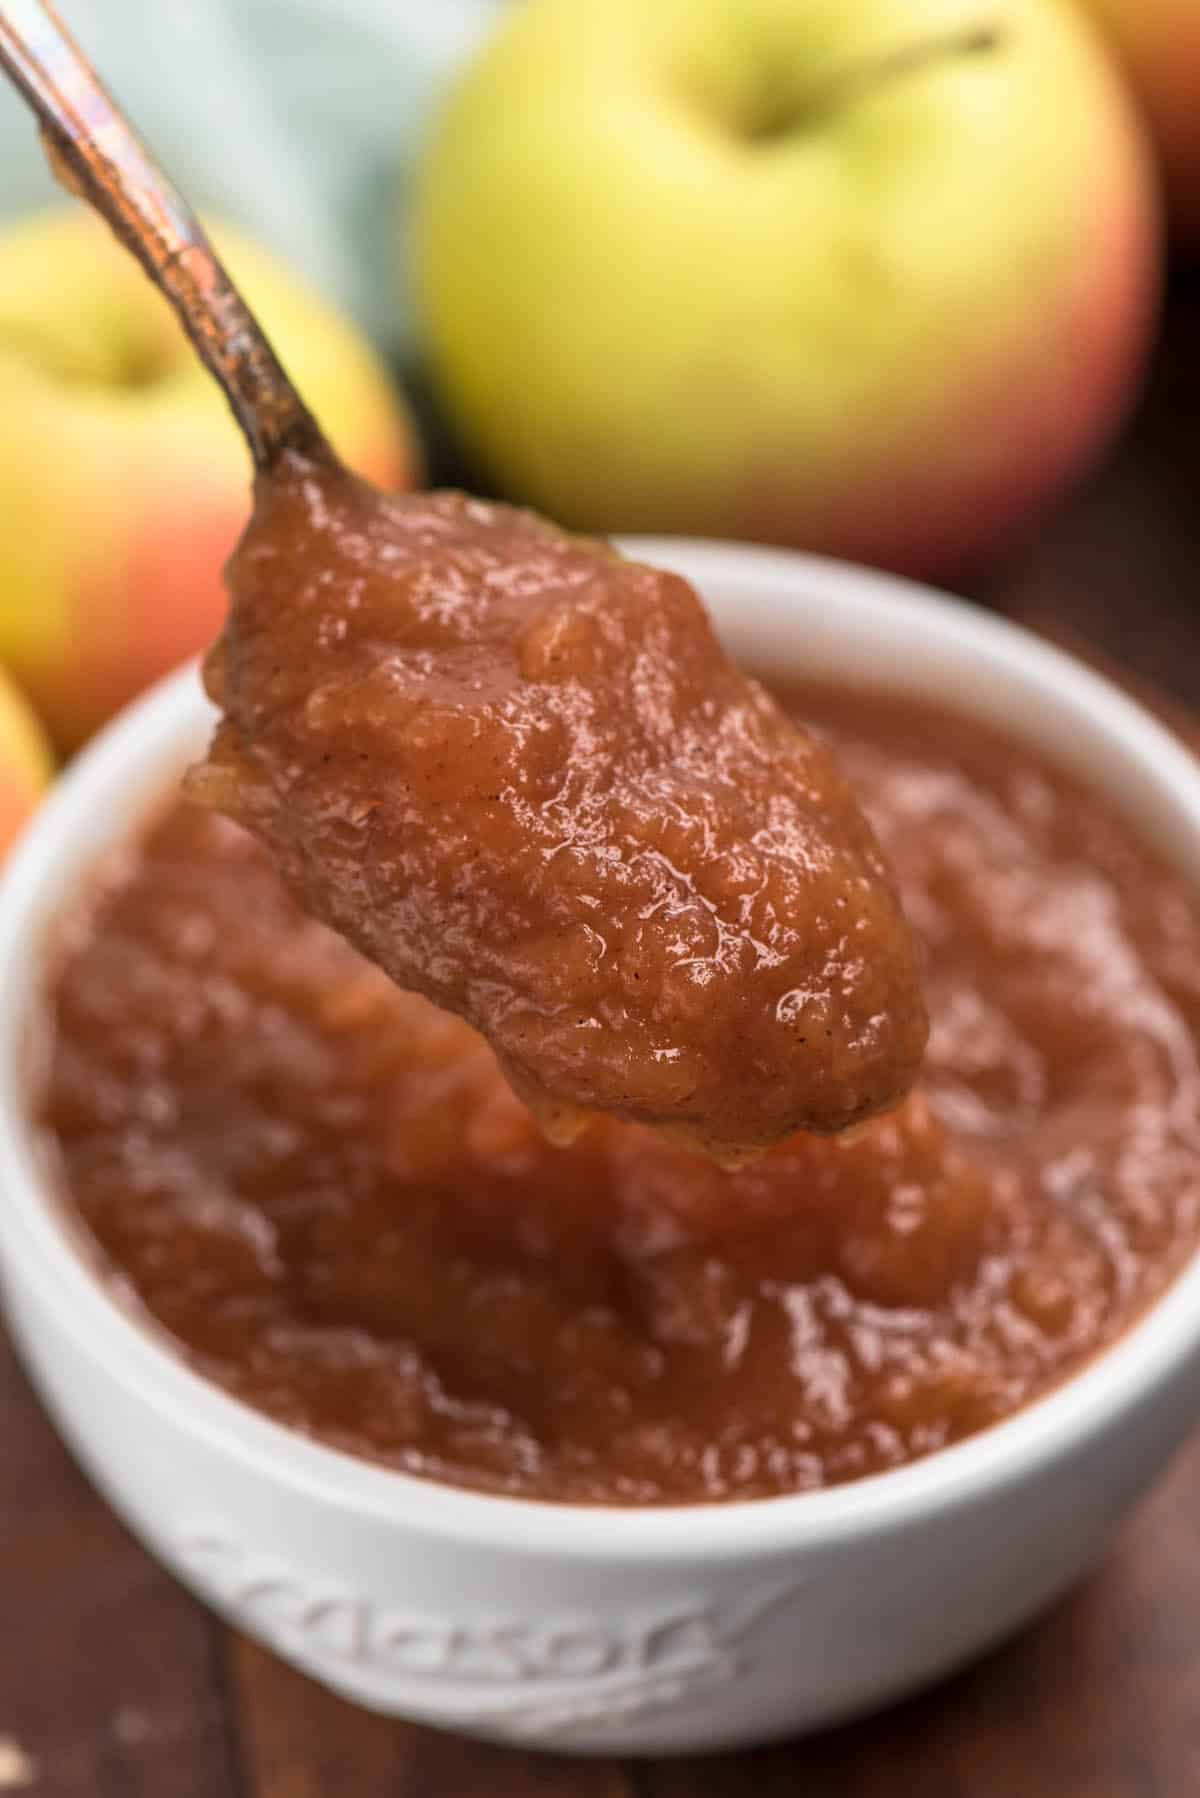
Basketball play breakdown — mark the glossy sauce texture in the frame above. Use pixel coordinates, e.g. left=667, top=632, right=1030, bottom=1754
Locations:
left=38, top=691, right=1200, bottom=1504
left=191, top=453, right=925, bottom=1160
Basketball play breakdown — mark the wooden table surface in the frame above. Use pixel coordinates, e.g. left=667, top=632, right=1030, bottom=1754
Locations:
left=3, top=278, right=1199, bottom=1798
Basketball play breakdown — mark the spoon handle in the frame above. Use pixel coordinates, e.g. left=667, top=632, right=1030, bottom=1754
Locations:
left=0, top=0, right=330, bottom=471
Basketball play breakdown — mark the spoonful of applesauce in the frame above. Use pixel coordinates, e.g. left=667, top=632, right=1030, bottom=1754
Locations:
left=0, top=0, right=927, bottom=1164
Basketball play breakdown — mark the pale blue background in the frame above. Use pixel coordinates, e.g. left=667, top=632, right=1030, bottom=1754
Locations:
left=0, top=0, right=502, bottom=353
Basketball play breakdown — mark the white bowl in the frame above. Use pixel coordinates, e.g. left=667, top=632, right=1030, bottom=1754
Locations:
left=3, top=541, right=1200, bottom=1757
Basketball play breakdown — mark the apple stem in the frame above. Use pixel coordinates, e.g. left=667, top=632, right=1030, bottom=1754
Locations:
left=0, top=0, right=333, bottom=474
left=787, top=24, right=1004, bottom=132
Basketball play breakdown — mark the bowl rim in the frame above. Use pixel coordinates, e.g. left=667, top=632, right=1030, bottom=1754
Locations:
left=4, top=536, right=1200, bottom=1562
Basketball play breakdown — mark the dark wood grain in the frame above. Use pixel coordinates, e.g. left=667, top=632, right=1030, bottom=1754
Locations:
left=3, top=283, right=1200, bottom=1797
left=227, top=1636, right=635, bottom=1798
left=0, top=1332, right=238, bottom=1798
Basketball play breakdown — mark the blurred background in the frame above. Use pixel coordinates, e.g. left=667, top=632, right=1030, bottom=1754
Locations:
left=0, top=0, right=1196, bottom=851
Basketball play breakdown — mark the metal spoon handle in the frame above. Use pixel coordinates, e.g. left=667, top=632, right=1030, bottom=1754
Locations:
left=0, top=0, right=331, bottom=471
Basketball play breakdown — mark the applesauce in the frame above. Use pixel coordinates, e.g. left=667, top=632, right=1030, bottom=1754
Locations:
left=35, top=688, right=1200, bottom=1504
left=192, top=453, right=925, bottom=1162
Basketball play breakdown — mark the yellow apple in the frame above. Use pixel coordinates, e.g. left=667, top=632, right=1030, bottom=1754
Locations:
left=1079, top=0, right=1200, bottom=244
left=414, top=0, right=1159, bottom=579
left=0, top=663, right=52, bottom=859
left=0, top=208, right=421, bottom=749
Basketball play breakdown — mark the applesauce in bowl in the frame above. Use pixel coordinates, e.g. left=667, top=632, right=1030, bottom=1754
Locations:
left=6, top=542, right=1200, bottom=1751
left=32, top=681, right=1200, bottom=1504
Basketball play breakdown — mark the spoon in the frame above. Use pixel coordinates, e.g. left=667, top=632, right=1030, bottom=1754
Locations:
left=0, top=0, right=331, bottom=474
left=0, top=0, right=928, bottom=1164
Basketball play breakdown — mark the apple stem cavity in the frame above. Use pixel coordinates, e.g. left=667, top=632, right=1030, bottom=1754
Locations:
left=775, top=24, right=1006, bottom=139
left=0, top=0, right=333, bottom=475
